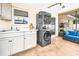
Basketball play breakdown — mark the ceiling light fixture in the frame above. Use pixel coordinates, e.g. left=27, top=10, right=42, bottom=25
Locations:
left=48, top=3, right=65, bottom=9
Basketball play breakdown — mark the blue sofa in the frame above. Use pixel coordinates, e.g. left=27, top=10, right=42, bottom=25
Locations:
left=64, top=31, right=79, bottom=43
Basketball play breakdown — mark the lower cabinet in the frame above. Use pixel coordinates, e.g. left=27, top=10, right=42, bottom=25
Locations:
left=29, top=31, right=37, bottom=48
left=0, top=38, right=12, bottom=56
left=11, top=36, right=24, bottom=54
left=0, top=31, right=37, bottom=56
left=0, top=35, right=24, bottom=56
left=24, top=31, right=37, bottom=50
left=24, top=37, right=31, bottom=49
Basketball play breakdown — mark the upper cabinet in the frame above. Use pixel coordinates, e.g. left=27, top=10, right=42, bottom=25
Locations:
left=0, top=4, right=1, bottom=19
left=2, top=3, right=12, bottom=21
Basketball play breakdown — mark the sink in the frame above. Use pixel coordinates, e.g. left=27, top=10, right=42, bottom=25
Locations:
left=19, top=28, right=30, bottom=31
left=0, top=30, right=18, bottom=33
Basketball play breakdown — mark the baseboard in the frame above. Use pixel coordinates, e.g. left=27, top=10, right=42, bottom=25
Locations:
left=10, top=45, right=38, bottom=56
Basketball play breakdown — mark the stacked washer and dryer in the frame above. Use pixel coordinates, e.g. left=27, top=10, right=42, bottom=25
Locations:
left=36, top=11, right=53, bottom=47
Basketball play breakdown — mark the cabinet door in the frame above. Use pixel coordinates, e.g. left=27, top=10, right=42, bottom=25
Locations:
left=29, top=32, right=37, bottom=47
left=24, top=31, right=37, bottom=50
left=11, top=36, right=24, bottom=54
left=24, top=36, right=31, bottom=49
left=2, top=3, right=12, bottom=20
left=0, top=38, right=12, bottom=56
left=0, top=3, right=1, bottom=19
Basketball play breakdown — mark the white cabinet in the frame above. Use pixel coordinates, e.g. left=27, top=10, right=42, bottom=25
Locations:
left=24, top=31, right=37, bottom=50
left=0, top=3, right=1, bottom=19
left=0, top=34, right=24, bottom=56
left=24, top=36, right=31, bottom=49
left=12, top=36, right=24, bottom=54
left=0, top=31, right=37, bottom=56
left=2, top=3, right=12, bottom=20
left=30, top=31, right=37, bottom=47
left=0, top=38, right=12, bottom=56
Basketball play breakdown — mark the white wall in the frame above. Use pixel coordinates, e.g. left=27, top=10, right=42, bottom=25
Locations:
left=12, top=5, right=29, bottom=30
left=45, top=3, right=79, bottom=37
left=0, top=20, right=12, bottom=30
left=0, top=3, right=79, bottom=36
left=12, top=3, right=47, bottom=29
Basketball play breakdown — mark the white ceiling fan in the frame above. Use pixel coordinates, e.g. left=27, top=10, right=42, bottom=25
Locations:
left=48, top=3, right=65, bottom=8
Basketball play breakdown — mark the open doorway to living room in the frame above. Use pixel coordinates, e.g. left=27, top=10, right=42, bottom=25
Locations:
left=58, top=8, right=79, bottom=43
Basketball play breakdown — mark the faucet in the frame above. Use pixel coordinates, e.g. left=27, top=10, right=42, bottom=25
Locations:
left=11, top=26, right=13, bottom=30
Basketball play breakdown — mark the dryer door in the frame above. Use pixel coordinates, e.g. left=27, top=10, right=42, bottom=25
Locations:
left=43, top=31, right=51, bottom=42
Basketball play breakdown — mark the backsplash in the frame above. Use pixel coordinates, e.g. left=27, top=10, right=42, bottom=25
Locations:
left=0, top=20, right=12, bottom=30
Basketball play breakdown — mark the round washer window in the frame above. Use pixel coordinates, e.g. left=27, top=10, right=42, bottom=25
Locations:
left=43, top=31, right=51, bottom=41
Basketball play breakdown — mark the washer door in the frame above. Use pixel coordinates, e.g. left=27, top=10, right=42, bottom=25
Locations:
left=43, top=31, right=51, bottom=42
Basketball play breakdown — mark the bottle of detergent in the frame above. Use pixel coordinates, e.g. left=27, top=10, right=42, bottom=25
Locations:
left=29, top=23, right=34, bottom=30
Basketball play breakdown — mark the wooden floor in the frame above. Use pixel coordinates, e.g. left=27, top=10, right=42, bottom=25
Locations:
left=13, top=37, right=79, bottom=56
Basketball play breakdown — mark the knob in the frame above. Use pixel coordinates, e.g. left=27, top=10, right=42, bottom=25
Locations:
left=9, top=40, right=12, bottom=42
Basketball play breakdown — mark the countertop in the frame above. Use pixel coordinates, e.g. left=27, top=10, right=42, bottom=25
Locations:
left=0, top=29, right=37, bottom=33
left=0, top=29, right=37, bottom=39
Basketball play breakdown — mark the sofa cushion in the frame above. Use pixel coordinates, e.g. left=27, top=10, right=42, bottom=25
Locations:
left=68, top=31, right=76, bottom=36
left=64, top=35, right=77, bottom=39
left=77, top=32, right=79, bottom=36
left=74, top=36, right=79, bottom=40
left=64, top=31, right=69, bottom=35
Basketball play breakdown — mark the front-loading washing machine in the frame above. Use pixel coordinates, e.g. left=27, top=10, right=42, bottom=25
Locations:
left=36, top=11, right=52, bottom=47
left=37, top=30, right=51, bottom=47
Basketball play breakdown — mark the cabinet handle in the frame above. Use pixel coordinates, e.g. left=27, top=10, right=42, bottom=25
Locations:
left=9, top=40, right=12, bottom=42
left=24, top=38, right=27, bottom=39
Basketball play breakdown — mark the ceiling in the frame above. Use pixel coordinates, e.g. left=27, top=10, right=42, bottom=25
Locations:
left=59, top=8, right=79, bottom=20
left=13, top=3, right=79, bottom=14
left=12, top=3, right=54, bottom=10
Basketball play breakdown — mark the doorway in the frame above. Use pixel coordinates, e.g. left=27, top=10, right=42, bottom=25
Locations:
left=58, top=8, right=79, bottom=37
